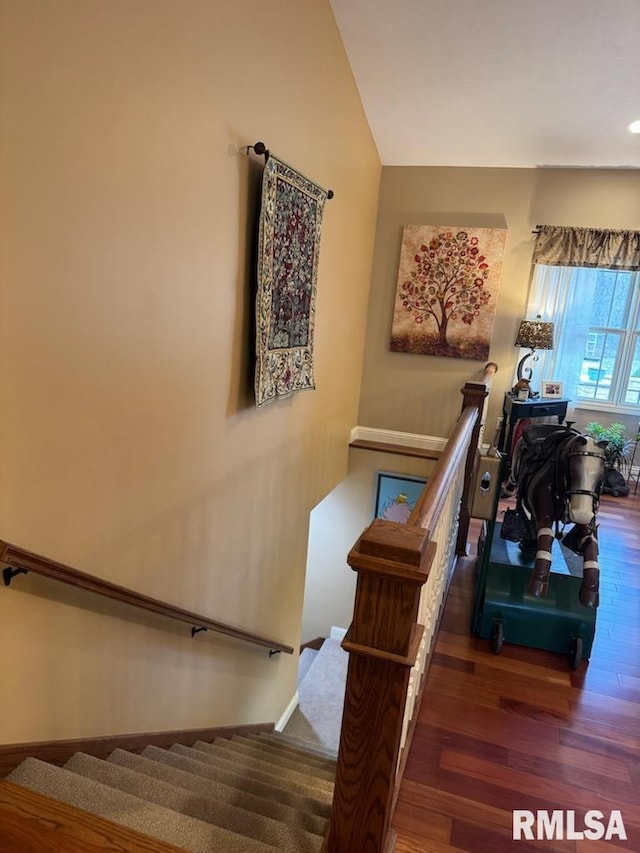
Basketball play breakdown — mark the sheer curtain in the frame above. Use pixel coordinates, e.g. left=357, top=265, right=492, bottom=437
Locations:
left=524, top=265, right=596, bottom=408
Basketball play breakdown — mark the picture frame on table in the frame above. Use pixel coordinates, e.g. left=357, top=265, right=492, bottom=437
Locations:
left=541, top=380, right=563, bottom=398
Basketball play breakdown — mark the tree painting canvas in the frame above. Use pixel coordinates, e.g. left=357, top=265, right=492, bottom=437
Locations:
left=390, top=226, right=507, bottom=360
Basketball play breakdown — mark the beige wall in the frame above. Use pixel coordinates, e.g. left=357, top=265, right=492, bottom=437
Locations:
left=301, top=448, right=435, bottom=644
left=3, top=1, right=639, bottom=748
left=0, top=0, right=380, bottom=743
left=359, top=167, right=640, bottom=444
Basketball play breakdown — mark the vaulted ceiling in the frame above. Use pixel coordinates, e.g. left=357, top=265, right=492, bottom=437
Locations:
left=329, top=0, right=640, bottom=168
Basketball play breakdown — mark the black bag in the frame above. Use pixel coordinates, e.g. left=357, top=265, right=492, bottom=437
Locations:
left=500, top=507, right=533, bottom=542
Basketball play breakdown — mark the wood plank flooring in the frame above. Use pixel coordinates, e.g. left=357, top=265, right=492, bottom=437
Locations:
left=393, top=490, right=640, bottom=852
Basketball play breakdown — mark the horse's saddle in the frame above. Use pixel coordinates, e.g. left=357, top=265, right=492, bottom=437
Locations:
left=519, top=424, right=578, bottom=470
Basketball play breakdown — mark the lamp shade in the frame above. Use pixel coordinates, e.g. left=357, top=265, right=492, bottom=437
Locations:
left=514, top=317, right=554, bottom=351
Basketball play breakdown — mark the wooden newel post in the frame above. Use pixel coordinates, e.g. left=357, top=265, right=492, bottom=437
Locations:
left=324, top=519, right=434, bottom=853
left=456, top=363, right=497, bottom=555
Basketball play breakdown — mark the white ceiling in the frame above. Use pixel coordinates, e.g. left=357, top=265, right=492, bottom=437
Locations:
left=329, top=0, right=640, bottom=168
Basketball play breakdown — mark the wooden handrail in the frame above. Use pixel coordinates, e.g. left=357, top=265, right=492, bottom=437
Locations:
left=408, top=406, right=478, bottom=532
left=325, top=362, right=498, bottom=853
left=0, top=540, right=293, bottom=655
left=481, top=360, right=498, bottom=383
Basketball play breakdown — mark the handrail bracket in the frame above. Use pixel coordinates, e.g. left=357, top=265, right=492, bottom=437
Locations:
left=3, top=566, right=29, bottom=587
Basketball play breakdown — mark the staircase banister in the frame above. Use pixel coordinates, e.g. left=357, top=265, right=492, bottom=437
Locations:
left=0, top=540, right=293, bottom=655
left=481, top=360, right=498, bottom=383
left=456, top=361, right=499, bottom=554
left=407, top=406, right=478, bottom=532
left=326, top=362, right=501, bottom=852
left=326, top=533, right=436, bottom=852
left=346, top=527, right=437, bottom=657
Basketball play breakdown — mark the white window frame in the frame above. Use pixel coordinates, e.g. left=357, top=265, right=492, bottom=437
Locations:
left=525, top=265, right=640, bottom=415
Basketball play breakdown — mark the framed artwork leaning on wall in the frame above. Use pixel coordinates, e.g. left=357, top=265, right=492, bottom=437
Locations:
left=374, top=471, right=427, bottom=523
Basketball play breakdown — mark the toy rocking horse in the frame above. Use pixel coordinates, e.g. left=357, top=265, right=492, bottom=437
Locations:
left=501, top=424, right=607, bottom=608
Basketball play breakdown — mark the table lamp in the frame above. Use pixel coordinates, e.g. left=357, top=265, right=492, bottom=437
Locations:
left=514, top=315, right=554, bottom=384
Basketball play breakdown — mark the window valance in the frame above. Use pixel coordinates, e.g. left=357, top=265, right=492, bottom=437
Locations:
left=533, top=225, right=640, bottom=271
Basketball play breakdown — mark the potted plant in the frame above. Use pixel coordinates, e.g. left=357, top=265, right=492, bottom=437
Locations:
left=585, top=421, right=634, bottom=496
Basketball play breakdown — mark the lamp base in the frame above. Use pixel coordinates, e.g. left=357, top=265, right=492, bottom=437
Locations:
left=516, top=349, right=536, bottom=381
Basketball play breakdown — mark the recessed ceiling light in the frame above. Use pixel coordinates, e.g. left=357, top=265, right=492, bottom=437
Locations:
left=627, top=119, right=640, bottom=134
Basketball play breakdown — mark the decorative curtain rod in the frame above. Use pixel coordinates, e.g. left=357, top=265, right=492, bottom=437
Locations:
left=245, top=141, right=334, bottom=199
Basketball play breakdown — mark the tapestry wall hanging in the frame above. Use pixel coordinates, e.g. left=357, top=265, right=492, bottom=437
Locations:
left=390, top=225, right=507, bottom=361
left=254, top=153, right=328, bottom=407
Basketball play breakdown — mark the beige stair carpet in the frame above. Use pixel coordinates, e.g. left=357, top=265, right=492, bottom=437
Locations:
left=8, top=756, right=276, bottom=853
left=284, top=636, right=348, bottom=753
left=108, top=747, right=329, bottom=837
left=143, top=744, right=332, bottom=818
left=6, top=731, right=335, bottom=852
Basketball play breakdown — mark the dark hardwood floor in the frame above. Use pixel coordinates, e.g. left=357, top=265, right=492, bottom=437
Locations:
left=393, top=488, right=640, bottom=852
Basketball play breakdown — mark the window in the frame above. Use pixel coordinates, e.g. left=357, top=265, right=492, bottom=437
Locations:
left=574, top=269, right=640, bottom=406
left=527, top=225, right=640, bottom=413
left=585, top=332, right=598, bottom=359
left=526, top=266, right=640, bottom=411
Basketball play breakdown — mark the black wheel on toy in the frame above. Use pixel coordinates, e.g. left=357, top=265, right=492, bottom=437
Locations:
left=490, top=621, right=504, bottom=655
left=569, top=636, right=584, bottom=670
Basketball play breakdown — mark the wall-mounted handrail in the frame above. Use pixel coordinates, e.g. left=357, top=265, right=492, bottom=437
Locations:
left=0, top=541, right=293, bottom=656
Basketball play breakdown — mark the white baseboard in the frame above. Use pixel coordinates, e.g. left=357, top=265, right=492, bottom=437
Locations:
left=275, top=690, right=299, bottom=732
left=350, top=425, right=446, bottom=453
left=351, top=424, right=494, bottom=456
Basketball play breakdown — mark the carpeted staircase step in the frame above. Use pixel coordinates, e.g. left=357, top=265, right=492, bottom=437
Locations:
left=64, top=752, right=322, bottom=853
left=209, top=736, right=336, bottom=781
left=7, top=757, right=277, bottom=853
left=6, top=731, right=336, bottom=851
left=108, top=748, right=329, bottom=837
left=144, top=744, right=332, bottom=817
left=233, top=734, right=337, bottom=772
left=257, top=732, right=338, bottom=761
left=172, top=742, right=334, bottom=798
left=298, top=647, right=319, bottom=684
left=283, top=636, right=348, bottom=753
